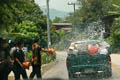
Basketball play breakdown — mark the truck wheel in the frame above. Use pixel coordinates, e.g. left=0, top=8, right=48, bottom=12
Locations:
left=106, top=70, right=112, bottom=77
left=68, top=72, right=74, bottom=80
left=104, top=68, right=112, bottom=78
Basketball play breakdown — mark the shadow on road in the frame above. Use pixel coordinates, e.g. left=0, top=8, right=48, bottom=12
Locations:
left=43, top=75, right=111, bottom=80
left=43, top=78, right=63, bottom=80
left=71, top=74, right=111, bottom=80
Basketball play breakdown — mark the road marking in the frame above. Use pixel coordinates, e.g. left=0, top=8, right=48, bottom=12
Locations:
left=112, top=64, right=120, bottom=74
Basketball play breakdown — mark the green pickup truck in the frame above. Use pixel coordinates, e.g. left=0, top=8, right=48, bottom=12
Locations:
left=66, top=40, right=112, bottom=79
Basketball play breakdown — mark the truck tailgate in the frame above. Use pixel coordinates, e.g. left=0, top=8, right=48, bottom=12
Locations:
left=69, top=55, right=108, bottom=67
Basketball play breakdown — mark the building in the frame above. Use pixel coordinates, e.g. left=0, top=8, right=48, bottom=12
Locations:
left=53, top=23, right=72, bottom=32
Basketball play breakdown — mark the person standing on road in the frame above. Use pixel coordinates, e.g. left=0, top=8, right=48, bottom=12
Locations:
left=29, top=39, right=42, bottom=80
left=13, top=39, right=28, bottom=80
left=7, top=40, right=18, bottom=79
left=0, top=38, right=10, bottom=80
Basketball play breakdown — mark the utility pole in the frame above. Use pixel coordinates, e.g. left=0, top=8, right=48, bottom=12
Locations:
left=68, top=2, right=76, bottom=32
left=46, top=0, right=51, bottom=48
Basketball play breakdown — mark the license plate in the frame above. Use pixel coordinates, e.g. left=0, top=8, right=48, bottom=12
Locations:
left=85, top=69, right=94, bottom=73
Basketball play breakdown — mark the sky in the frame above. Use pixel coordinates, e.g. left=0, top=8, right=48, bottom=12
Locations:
left=35, top=0, right=78, bottom=12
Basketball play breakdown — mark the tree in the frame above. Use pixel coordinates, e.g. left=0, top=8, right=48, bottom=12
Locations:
left=53, top=17, right=63, bottom=23
left=12, top=21, right=39, bottom=38
left=0, top=0, right=34, bottom=31
left=65, top=0, right=113, bottom=25
left=0, top=0, right=57, bottom=48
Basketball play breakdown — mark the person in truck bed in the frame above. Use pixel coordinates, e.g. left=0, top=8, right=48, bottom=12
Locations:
left=88, top=43, right=99, bottom=55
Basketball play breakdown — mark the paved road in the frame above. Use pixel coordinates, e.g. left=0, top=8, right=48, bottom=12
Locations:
left=43, top=51, right=120, bottom=80
left=43, top=51, right=68, bottom=80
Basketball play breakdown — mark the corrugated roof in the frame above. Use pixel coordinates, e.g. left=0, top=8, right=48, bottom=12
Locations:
left=53, top=23, right=72, bottom=26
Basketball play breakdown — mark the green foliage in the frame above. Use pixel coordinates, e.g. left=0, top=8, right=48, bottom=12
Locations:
left=0, top=0, right=57, bottom=49
left=107, top=0, right=120, bottom=15
left=106, top=0, right=120, bottom=53
left=66, top=0, right=112, bottom=24
left=25, top=51, right=56, bottom=64
left=65, top=13, right=74, bottom=23
left=25, top=51, right=32, bottom=61
left=0, top=0, right=34, bottom=30
left=12, top=21, right=39, bottom=38
left=54, top=30, right=71, bottom=50
left=53, top=17, right=63, bottom=23
left=42, top=52, right=56, bottom=64
left=111, top=0, right=120, bottom=6
left=107, top=18, right=120, bottom=53
left=111, top=18, right=120, bottom=42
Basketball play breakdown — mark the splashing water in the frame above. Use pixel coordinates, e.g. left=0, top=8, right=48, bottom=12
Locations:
left=55, top=20, right=106, bottom=50
left=73, top=20, right=105, bottom=41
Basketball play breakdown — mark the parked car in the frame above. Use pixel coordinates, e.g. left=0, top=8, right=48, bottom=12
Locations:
left=66, top=40, right=112, bottom=80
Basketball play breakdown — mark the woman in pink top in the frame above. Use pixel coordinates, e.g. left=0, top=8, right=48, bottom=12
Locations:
left=88, top=44, right=99, bottom=55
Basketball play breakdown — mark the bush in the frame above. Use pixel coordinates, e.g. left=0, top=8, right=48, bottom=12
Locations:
left=25, top=51, right=32, bottom=61
left=107, top=18, right=120, bottom=53
left=25, top=51, right=56, bottom=65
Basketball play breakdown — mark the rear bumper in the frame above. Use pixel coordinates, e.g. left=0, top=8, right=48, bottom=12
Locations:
left=68, top=64, right=111, bottom=74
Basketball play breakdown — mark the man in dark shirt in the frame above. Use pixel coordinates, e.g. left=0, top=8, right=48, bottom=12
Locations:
left=0, top=38, right=10, bottom=80
left=29, top=39, right=42, bottom=80
left=13, top=39, right=28, bottom=80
